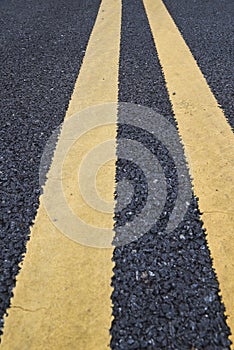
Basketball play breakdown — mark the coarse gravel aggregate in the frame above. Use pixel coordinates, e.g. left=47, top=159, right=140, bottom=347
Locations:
left=0, top=0, right=101, bottom=335
left=111, top=0, right=232, bottom=349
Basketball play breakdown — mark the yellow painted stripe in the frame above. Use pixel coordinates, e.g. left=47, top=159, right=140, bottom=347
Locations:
left=143, top=0, right=234, bottom=345
left=1, top=0, right=121, bottom=349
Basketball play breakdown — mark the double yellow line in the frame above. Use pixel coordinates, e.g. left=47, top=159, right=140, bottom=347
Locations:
left=1, top=0, right=233, bottom=349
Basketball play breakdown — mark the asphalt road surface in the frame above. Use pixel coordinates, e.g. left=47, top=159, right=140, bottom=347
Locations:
left=0, top=0, right=233, bottom=349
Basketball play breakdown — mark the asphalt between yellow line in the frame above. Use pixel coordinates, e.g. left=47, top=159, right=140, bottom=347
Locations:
left=1, top=0, right=121, bottom=349
left=143, top=0, right=234, bottom=345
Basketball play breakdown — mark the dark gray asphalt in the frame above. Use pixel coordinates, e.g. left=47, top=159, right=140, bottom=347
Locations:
left=163, top=0, right=234, bottom=131
left=0, top=0, right=101, bottom=334
left=111, top=0, right=232, bottom=349
left=0, top=0, right=233, bottom=349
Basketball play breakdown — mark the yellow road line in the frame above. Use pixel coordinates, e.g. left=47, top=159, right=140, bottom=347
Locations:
left=1, top=0, right=121, bottom=349
left=143, top=0, right=234, bottom=345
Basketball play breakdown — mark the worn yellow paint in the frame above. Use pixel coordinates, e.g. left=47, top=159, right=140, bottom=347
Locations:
left=62, top=124, right=115, bottom=228
left=143, top=0, right=234, bottom=345
left=1, top=0, right=121, bottom=349
left=96, top=160, right=115, bottom=202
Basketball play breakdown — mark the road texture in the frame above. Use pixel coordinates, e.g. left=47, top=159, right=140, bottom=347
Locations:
left=0, top=0, right=101, bottom=332
left=163, top=0, right=234, bottom=131
left=0, top=0, right=233, bottom=349
left=111, top=1, right=232, bottom=349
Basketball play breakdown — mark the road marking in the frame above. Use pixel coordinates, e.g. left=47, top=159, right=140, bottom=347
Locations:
left=143, top=0, right=234, bottom=345
left=1, top=0, right=121, bottom=349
